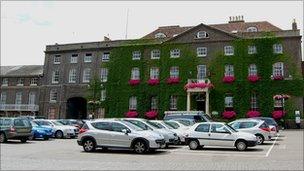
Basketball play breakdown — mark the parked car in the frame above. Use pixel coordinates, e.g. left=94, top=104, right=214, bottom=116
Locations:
left=252, top=117, right=279, bottom=135
left=0, top=117, right=33, bottom=143
left=228, top=119, right=272, bottom=145
left=150, top=120, right=188, bottom=143
left=77, top=119, right=165, bottom=154
left=164, top=111, right=212, bottom=123
left=184, top=122, right=258, bottom=151
left=169, top=118, right=196, bottom=126
left=57, top=119, right=84, bottom=130
left=165, top=120, right=190, bottom=130
left=29, top=121, right=54, bottom=140
left=33, top=119, right=77, bottom=139
left=123, top=118, right=179, bottom=147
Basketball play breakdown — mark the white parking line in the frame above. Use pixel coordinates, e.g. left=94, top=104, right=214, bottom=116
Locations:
left=265, top=133, right=280, bottom=157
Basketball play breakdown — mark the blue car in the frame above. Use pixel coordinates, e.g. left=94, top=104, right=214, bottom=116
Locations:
left=29, top=121, right=54, bottom=140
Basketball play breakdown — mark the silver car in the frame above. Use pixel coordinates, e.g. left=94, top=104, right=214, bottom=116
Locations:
left=228, top=119, right=272, bottom=145
left=77, top=119, right=165, bottom=154
left=123, top=118, right=179, bottom=147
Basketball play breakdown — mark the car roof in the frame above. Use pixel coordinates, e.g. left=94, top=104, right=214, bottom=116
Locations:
left=231, top=118, right=262, bottom=122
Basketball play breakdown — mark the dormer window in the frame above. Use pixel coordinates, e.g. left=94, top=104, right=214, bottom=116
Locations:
left=246, top=27, right=258, bottom=32
left=154, top=33, right=166, bottom=38
left=196, top=31, right=209, bottom=39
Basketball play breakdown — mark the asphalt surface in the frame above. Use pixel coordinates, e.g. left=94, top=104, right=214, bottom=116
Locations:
left=0, top=130, right=303, bottom=170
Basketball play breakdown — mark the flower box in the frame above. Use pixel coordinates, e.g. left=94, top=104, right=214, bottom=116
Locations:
left=246, top=110, right=261, bottom=118
left=222, top=111, right=236, bottom=119
left=125, top=111, right=138, bottom=118
left=128, top=79, right=140, bottom=86
left=184, top=83, right=214, bottom=90
left=273, top=75, right=284, bottom=80
left=247, top=75, right=259, bottom=83
left=145, top=110, right=158, bottom=119
left=148, top=79, right=160, bottom=85
left=273, top=94, right=290, bottom=100
left=222, top=76, right=235, bottom=83
left=272, top=110, right=286, bottom=120
left=166, top=77, right=180, bottom=84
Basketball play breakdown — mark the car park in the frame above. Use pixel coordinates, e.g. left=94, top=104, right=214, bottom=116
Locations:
left=184, top=122, right=258, bottom=151
left=77, top=119, right=165, bottom=154
left=33, top=119, right=77, bottom=139
left=0, top=117, right=33, bottom=143
left=123, top=118, right=179, bottom=147
left=29, top=121, right=53, bottom=140
left=228, top=119, right=272, bottom=144
left=164, top=111, right=212, bottom=123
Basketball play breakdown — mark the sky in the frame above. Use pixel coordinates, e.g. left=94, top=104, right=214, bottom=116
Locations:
left=1, top=1, right=303, bottom=66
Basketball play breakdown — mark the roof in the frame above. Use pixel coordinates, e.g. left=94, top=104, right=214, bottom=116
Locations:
left=142, top=21, right=282, bottom=39
left=0, top=65, right=43, bottom=77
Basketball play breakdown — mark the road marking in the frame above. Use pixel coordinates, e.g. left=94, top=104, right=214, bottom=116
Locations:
left=265, top=133, right=280, bottom=157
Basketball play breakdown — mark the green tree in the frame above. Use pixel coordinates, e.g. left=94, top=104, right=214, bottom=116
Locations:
left=86, top=75, right=102, bottom=118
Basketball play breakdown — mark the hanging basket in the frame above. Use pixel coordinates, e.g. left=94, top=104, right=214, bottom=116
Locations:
left=166, top=77, right=180, bottom=84
left=128, top=79, right=140, bottom=86
left=148, top=79, right=160, bottom=85
left=247, top=75, right=260, bottom=83
left=125, top=111, right=138, bottom=118
left=222, top=76, right=235, bottom=83
left=145, top=110, right=158, bottom=119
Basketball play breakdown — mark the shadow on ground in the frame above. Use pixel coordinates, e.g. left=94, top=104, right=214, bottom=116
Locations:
left=80, top=148, right=169, bottom=155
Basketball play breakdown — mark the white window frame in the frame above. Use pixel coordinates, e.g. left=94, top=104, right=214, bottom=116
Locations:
left=131, top=67, right=140, bottom=80
left=273, top=62, right=284, bottom=77
left=273, top=44, right=283, bottom=54
left=151, top=96, right=158, bottom=110
left=155, top=33, right=166, bottom=38
left=225, top=65, right=234, bottom=76
left=248, top=64, right=257, bottom=76
left=52, top=70, right=59, bottom=84
left=170, top=66, right=179, bottom=78
left=225, top=96, right=233, bottom=107
left=15, top=92, right=22, bottom=105
left=151, top=49, right=160, bottom=59
left=30, top=78, right=38, bottom=86
left=196, top=31, right=208, bottom=39
left=150, top=67, right=159, bottom=79
left=100, top=68, right=108, bottom=82
left=84, top=53, right=92, bottom=63
left=82, top=68, right=91, bottom=83
left=68, top=69, right=77, bottom=83
left=70, top=54, right=78, bottom=63
left=2, top=78, right=8, bottom=86
left=170, top=95, right=177, bottom=110
left=197, top=47, right=207, bottom=57
left=248, top=46, right=257, bottom=54
left=250, top=93, right=258, bottom=110
left=49, top=90, right=57, bottom=102
left=224, top=46, right=234, bottom=56
left=28, top=92, right=36, bottom=105
left=17, top=78, right=24, bottom=86
left=129, top=96, right=137, bottom=110
left=101, top=90, right=106, bottom=101
left=132, top=51, right=141, bottom=60
left=246, top=27, right=258, bottom=32
left=53, top=55, right=61, bottom=64
left=0, top=92, right=7, bottom=104
left=170, top=49, right=180, bottom=58
left=197, top=65, right=207, bottom=79
left=102, top=52, right=110, bottom=62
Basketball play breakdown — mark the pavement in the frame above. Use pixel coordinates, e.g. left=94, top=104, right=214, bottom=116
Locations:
left=0, top=130, right=303, bottom=170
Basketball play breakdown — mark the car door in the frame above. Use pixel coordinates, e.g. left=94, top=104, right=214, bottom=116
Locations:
left=13, top=118, right=32, bottom=135
left=192, top=123, right=211, bottom=146
left=109, top=122, right=132, bottom=148
left=90, top=121, right=112, bottom=146
left=209, top=123, right=235, bottom=147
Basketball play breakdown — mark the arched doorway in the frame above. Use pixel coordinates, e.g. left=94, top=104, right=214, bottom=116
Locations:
left=66, top=97, right=87, bottom=119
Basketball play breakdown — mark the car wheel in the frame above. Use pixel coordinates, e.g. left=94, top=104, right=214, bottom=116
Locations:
left=133, top=140, right=147, bottom=154
left=0, top=133, right=7, bottom=143
left=189, top=139, right=199, bottom=150
left=83, top=139, right=96, bottom=152
left=55, top=130, right=63, bottom=139
left=236, top=140, right=247, bottom=151
left=256, top=135, right=264, bottom=145
left=20, top=138, right=27, bottom=143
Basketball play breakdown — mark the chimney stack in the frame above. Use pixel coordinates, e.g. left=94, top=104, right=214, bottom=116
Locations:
left=229, top=15, right=245, bottom=23
left=292, top=18, right=297, bottom=30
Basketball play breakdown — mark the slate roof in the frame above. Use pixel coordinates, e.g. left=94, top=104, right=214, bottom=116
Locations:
left=0, top=65, right=43, bottom=77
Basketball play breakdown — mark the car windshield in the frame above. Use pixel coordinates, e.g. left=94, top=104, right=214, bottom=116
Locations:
left=51, top=121, right=64, bottom=126
left=147, top=121, right=165, bottom=129
left=175, top=120, right=190, bottom=126
left=226, top=124, right=238, bottom=132
left=0, top=119, right=12, bottom=126
left=164, top=121, right=179, bottom=129
left=125, top=120, right=152, bottom=130
left=31, top=121, right=39, bottom=127
left=121, top=121, right=143, bottom=131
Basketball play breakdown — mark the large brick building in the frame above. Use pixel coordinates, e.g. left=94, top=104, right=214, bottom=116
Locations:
left=1, top=16, right=303, bottom=119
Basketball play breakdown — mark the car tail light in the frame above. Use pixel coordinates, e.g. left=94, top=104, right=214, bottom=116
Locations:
left=271, top=127, right=276, bottom=131
left=79, top=128, right=88, bottom=134
left=260, top=127, right=270, bottom=132
left=10, top=126, right=16, bottom=132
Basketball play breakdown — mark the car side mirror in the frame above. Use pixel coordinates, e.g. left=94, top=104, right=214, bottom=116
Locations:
left=122, top=129, right=130, bottom=134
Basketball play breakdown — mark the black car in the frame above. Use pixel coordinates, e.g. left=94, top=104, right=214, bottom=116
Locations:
left=0, top=117, right=33, bottom=143
left=163, top=111, right=212, bottom=123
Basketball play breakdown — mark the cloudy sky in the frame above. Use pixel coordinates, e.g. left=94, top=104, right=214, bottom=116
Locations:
left=1, top=1, right=303, bottom=66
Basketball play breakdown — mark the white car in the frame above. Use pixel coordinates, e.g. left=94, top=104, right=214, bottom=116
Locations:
left=123, top=118, right=179, bottom=147
left=228, top=119, right=272, bottom=144
left=150, top=120, right=187, bottom=143
left=33, top=119, right=77, bottom=139
left=77, top=119, right=165, bottom=154
left=185, top=122, right=258, bottom=151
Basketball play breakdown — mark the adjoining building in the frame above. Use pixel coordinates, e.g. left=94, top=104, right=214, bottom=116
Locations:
left=1, top=16, right=303, bottom=120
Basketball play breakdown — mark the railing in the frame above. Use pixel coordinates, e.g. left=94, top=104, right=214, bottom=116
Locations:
left=0, top=104, right=39, bottom=111
left=187, top=78, right=211, bottom=84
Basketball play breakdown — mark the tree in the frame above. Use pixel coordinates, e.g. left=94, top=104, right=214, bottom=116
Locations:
left=86, top=75, right=102, bottom=119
